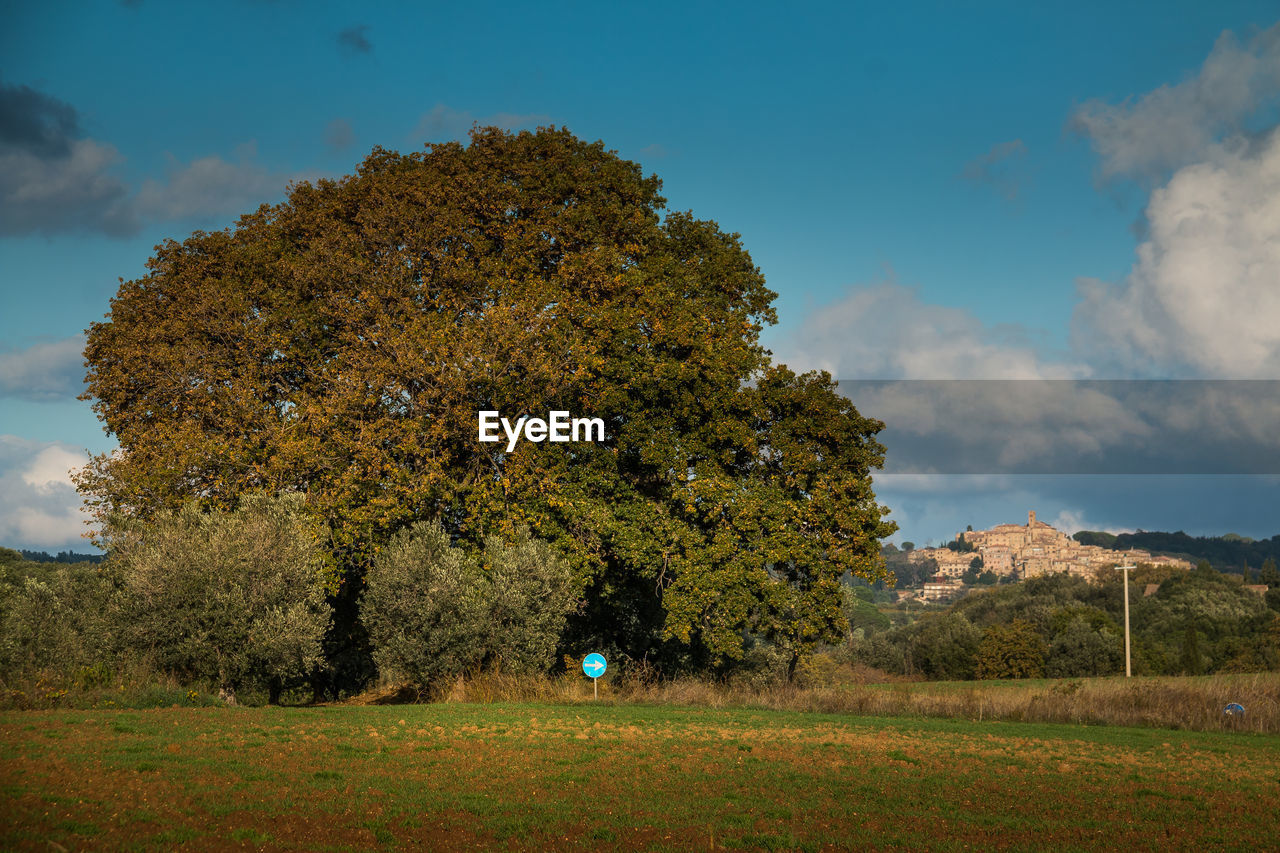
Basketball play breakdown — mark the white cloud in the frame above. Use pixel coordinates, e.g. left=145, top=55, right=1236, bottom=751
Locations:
left=134, top=142, right=309, bottom=222
left=0, top=80, right=310, bottom=236
left=874, top=473, right=1017, bottom=495
left=873, top=474, right=1033, bottom=547
left=0, top=335, right=86, bottom=401
left=852, top=381, right=1155, bottom=473
left=1047, top=509, right=1133, bottom=537
left=807, top=27, right=1280, bottom=383
left=0, top=135, right=306, bottom=237
left=21, top=445, right=84, bottom=491
left=793, top=27, right=1280, bottom=384
left=0, top=138, right=135, bottom=236
left=1072, top=129, right=1280, bottom=378
left=0, top=436, right=89, bottom=550
left=0, top=81, right=135, bottom=236
left=11, top=505, right=86, bottom=549
left=783, top=279, right=1085, bottom=379
left=1071, top=24, right=1280, bottom=182
left=411, top=104, right=550, bottom=143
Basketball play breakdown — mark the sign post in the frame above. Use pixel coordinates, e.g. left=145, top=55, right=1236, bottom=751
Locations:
left=582, top=653, right=607, bottom=699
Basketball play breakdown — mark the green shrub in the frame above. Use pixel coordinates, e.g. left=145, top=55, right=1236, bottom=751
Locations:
left=362, top=522, right=575, bottom=687
left=0, top=564, right=120, bottom=685
left=361, top=521, right=491, bottom=685
left=107, top=492, right=334, bottom=703
left=848, top=634, right=907, bottom=674
left=483, top=530, right=577, bottom=674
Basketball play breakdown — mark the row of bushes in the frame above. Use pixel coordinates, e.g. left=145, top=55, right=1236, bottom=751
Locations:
left=0, top=494, right=575, bottom=705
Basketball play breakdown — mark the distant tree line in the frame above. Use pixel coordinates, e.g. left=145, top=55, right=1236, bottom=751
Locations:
left=1074, top=529, right=1280, bottom=574
left=15, top=549, right=104, bottom=565
left=879, top=546, right=936, bottom=588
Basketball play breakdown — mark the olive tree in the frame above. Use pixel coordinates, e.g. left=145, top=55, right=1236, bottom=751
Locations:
left=0, top=560, right=121, bottom=688
left=362, top=522, right=575, bottom=686
left=360, top=521, right=490, bottom=685
left=483, top=530, right=577, bottom=673
left=107, top=492, right=334, bottom=703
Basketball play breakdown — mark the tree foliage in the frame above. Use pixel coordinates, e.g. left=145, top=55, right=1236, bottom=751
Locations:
left=908, top=614, right=981, bottom=680
left=883, top=548, right=934, bottom=588
left=361, top=521, right=575, bottom=685
left=852, top=568, right=1278, bottom=680
left=975, top=619, right=1046, bottom=679
left=1180, top=625, right=1205, bottom=675
left=79, top=126, right=895, bottom=671
left=1259, top=557, right=1279, bottom=587
left=1044, top=617, right=1123, bottom=678
left=840, top=584, right=891, bottom=638
left=0, top=565, right=118, bottom=685
left=106, top=493, right=334, bottom=700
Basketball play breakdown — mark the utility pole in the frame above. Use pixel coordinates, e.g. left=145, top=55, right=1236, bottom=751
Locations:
left=1116, top=563, right=1135, bottom=677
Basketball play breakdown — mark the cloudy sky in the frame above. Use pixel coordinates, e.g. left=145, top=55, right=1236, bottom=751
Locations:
left=3, top=1, right=1280, bottom=551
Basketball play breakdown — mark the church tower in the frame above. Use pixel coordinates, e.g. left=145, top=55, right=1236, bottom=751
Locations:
left=1028, top=510, right=1036, bottom=527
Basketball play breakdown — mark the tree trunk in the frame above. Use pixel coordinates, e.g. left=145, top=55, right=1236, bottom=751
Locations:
left=786, top=651, right=800, bottom=683
left=218, top=666, right=237, bottom=705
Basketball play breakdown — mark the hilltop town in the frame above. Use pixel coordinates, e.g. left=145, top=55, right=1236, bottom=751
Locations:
left=905, top=511, right=1192, bottom=598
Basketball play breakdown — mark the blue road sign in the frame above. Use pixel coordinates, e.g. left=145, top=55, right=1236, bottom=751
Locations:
left=582, top=653, right=607, bottom=678
left=1224, top=703, right=1245, bottom=716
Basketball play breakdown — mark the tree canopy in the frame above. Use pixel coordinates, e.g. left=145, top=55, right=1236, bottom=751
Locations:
left=80, top=126, right=895, bottom=673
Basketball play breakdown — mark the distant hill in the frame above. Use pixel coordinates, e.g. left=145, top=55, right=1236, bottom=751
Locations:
left=1073, top=530, right=1280, bottom=571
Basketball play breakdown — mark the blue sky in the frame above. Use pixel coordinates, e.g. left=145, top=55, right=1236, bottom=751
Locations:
left=3, top=1, right=1280, bottom=551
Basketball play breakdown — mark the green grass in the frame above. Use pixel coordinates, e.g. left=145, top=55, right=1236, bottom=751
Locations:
left=2, top=702, right=1277, bottom=850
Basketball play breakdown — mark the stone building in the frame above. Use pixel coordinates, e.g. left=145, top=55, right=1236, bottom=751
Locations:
left=907, top=511, right=1192, bottom=583
left=922, top=577, right=964, bottom=601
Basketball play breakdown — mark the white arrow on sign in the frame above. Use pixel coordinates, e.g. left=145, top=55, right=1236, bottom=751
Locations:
left=584, top=659, right=605, bottom=675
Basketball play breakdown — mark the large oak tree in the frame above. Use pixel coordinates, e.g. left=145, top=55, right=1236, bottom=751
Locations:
left=80, top=126, right=895, bottom=676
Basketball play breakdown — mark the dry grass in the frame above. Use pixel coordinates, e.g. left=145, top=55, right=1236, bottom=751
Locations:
left=359, top=668, right=1280, bottom=734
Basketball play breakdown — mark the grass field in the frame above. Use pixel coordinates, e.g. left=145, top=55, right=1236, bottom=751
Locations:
left=3, top=701, right=1279, bottom=851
